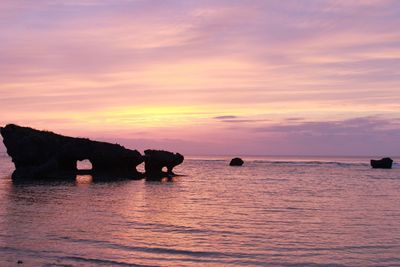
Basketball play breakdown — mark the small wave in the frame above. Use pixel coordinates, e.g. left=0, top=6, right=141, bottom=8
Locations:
left=187, top=158, right=371, bottom=167
left=125, top=221, right=242, bottom=237
left=186, top=159, right=227, bottom=163
left=393, top=163, right=400, bottom=169
left=60, top=256, right=157, bottom=267
left=252, top=160, right=369, bottom=167
left=56, top=236, right=263, bottom=259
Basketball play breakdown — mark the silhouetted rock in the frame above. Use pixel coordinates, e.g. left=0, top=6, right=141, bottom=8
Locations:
left=144, top=149, right=184, bottom=178
left=230, top=157, right=244, bottom=166
left=0, top=124, right=144, bottom=180
left=370, top=157, right=393, bottom=169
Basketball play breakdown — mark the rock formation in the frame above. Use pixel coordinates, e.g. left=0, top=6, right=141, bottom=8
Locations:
left=370, top=157, right=393, bottom=169
left=144, top=149, right=184, bottom=179
left=1, top=124, right=144, bottom=180
left=229, top=157, right=244, bottom=166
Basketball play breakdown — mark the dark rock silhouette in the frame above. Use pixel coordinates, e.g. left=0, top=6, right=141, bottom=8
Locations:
left=0, top=124, right=144, bottom=180
left=144, top=149, right=184, bottom=179
left=370, top=157, right=393, bottom=169
left=230, top=157, right=244, bottom=166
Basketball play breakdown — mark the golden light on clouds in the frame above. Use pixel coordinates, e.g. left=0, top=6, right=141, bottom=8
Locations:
left=84, top=105, right=207, bottom=127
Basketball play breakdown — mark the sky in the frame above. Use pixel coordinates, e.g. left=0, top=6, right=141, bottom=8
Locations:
left=0, top=0, right=399, bottom=156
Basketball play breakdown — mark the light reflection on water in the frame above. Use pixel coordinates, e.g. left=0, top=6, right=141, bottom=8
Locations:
left=76, top=175, right=93, bottom=185
left=0, top=154, right=400, bottom=266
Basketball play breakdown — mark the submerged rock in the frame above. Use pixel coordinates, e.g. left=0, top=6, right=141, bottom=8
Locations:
left=370, top=157, right=393, bottom=169
left=229, top=157, right=244, bottom=166
left=144, top=149, right=184, bottom=178
left=0, top=124, right=144, bottom=180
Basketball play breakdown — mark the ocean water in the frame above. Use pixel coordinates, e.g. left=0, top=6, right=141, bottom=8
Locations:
left=0, top=153, right=400, bottom=267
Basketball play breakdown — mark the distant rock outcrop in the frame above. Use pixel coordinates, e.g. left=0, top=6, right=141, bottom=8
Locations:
left=144, top=149, right=184, bottom=178
left=0, top=124, right=144, bottom=180
left=229, top=157, right=244, bottom=166
left=370, top=157, right=393, bottom=169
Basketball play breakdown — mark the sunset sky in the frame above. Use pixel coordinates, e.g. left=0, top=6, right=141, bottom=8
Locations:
left=1, top=0, right=399, bottom=156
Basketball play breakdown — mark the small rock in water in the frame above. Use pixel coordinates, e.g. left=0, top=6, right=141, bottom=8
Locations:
left=370, top=157, right=393, bottom=169
left=17, top=260, right=23, bottom=264
left=229, top=157, right=244, bottom=166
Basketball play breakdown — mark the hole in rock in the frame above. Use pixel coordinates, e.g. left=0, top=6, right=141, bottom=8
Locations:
left=77, top=159, right=93, bottom=170
left=137, top=163, right=145, bottom=173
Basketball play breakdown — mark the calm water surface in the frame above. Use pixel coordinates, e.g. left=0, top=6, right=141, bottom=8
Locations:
left=0, top=153, right=400, bottom=266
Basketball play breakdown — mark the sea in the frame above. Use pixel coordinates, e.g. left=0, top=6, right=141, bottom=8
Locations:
left=0, top=152, right=399, bottom=267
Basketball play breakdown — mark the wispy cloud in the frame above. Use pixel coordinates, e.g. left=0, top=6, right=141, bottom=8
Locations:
left=253, top=116, right=400, bottom=134
left=214, top=116, right=238, bottom=120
